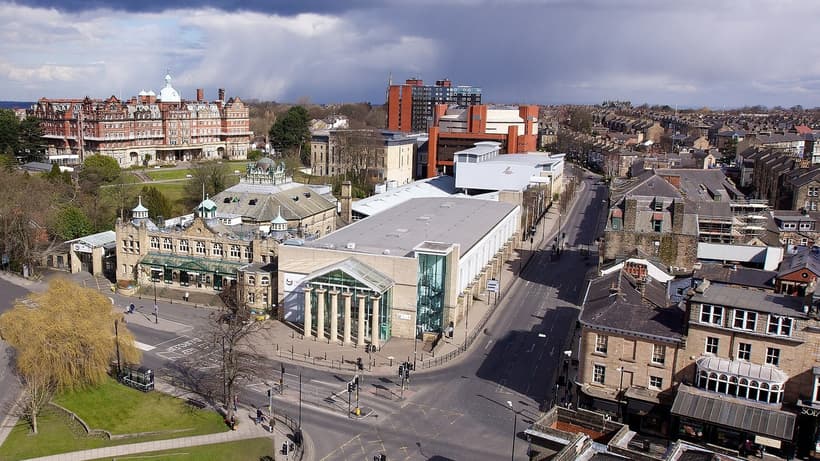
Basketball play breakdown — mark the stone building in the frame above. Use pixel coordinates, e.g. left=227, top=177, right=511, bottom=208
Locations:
left=309, top=130, right=415, bottom=187
left=278, top=197, right=520, bottom=347
left=115, top=196, right=279, bottom=313
left=30, top=74, right=251, bottom=166
left=602, top=174, right=699, bottom=270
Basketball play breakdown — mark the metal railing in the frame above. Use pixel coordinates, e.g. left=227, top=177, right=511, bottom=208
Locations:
left=272, top=411, right=305, bottom=460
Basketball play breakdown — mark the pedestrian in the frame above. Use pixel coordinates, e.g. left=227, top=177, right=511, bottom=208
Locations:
left=233, top=395, right=238, bottom=411
left=230, top=415, right=236, bottom=430
left=256, top=408, right=263, bottom=425
left=153, top=304, right=158, bottom=323
left=184, top=291, right=189, bottom=302
left=128, top=303, right=135, bottom=314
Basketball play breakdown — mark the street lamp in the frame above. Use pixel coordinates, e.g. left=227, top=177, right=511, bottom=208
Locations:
left=507, top=400, right=517, bottom=461
left=616, top=366, right=625, bottom=421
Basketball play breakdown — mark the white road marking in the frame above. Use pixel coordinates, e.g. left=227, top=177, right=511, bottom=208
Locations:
left=134, top=341, right=155, bottom=351
left=484, top=340, right=494, bottom=351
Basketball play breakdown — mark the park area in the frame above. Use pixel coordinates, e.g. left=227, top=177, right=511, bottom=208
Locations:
left=86, top=438, right=274, bottom=461
left=0, top=379, right=228, bottom=461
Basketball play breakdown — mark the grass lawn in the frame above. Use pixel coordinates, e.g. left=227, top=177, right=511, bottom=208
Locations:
left=0, top=380, right=227, bottom=461
left=146, top=169, right=193, bottom=181
left=87, top=437, right=273, bottom=461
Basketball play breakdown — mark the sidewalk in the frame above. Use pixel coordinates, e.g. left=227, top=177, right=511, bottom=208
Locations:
left=252, top=181, right=586, bottom=378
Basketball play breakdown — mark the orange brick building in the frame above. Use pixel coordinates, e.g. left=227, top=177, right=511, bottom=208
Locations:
left=386, top=78, right=482, bottom=133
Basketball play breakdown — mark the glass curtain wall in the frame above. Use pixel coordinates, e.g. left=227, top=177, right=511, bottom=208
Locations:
left=417, top=253, right=446, bottom=333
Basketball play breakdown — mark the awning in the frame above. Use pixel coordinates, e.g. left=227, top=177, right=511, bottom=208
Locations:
left=140, top=253, right=247, bottom=276
left=671, top=384, right=795, bottom=441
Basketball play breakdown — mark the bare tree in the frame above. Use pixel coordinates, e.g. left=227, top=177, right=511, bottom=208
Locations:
left=333, top=129, right=383, bottom=190
left=11, top=358, right=55, bottom=434
left=208, top=289, right=272, bottom=423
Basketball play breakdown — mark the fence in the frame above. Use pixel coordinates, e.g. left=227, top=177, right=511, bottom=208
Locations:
left=272, top=411, right=305, bottom=460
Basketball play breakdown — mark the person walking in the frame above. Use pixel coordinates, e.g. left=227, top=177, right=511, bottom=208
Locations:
left=184, top=291, right=189, bottom=302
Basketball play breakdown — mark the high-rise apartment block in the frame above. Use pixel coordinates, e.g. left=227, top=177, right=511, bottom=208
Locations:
left=387, top=78, right=481, bottom=133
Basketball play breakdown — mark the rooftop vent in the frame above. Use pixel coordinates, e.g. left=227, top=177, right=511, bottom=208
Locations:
left=416, top=215, right=431, bottom=221
left=303, top=192, right=311, bottom=198
left=346, top=242, right=356, bottom=250
left=249, top=199, right=257, bottom=205
left=223, top=197, right=232, bottom=203
left=292, top=196, right=299, bottom=201
left=440, top=202, right=454, bottom=208
left=382, top=249, right=391, bottom=255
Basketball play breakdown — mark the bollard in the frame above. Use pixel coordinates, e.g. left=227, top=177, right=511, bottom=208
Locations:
left=324, top=352, right=327, bottom=360
left=308, top=349, right=311, bottom=358
left=276, top=343, right=279, bottom=351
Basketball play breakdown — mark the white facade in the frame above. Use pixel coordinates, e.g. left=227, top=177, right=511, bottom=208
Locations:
left=457, top=207, right=520, bottom=292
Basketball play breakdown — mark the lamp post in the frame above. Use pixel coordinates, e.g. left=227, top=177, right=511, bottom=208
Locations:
left=616, top=367, right=625, bottom=421
left=114, top=319, right=121, bottom=376
left=507, top=400, right=517, bottom=461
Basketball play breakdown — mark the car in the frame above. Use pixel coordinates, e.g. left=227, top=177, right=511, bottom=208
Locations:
left=185, top=174, right=192, bottom=178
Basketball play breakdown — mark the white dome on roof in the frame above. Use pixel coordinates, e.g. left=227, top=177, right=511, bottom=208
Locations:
left=147, top=90, right=156, bottom=96
left=158, top=73, right=180, bottom=103
left=138, top=90, right=148, bottom=96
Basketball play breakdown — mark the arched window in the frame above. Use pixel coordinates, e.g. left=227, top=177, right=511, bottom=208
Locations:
left=698, top=370, right=708, bottom=388
left=248, top=275, right=256, bottom=286
left=748, top=381, right=760, bottom=401
left=717, top=374, right=729, bottom=394
left=707, top=372, right=718, bottom=392
left=728, top=376, right=738, bottom=396
left=738, top=379, right=749, bottom=399
left=261, top=276, right=269, bottom=286
left=770, top=385, right=781, bottom=404
left=759, top=383, right=769, bottom=403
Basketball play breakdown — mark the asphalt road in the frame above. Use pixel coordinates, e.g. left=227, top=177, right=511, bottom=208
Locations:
left=0, top=277, right=30, bottom=429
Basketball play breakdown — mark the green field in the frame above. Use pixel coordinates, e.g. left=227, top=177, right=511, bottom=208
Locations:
left=0, top=379, right=227, bottom=461
left=145, top=169, right=193, bottom=181
left=87, top=437, right=274, bottom=461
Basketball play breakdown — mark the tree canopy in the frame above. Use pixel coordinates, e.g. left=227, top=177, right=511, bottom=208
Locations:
left=79, top=155, right=121, bottom=192
left=0, top=278, right=141, bottom=391
left=0, top=109, right=20, bottom=156
left=140, top=185, right=173, bottom=220
left=183, top=161, right=230, bottom=208
left=269, top=106, right=310, bottom=154
left=54, top=206, right=93, bottom=240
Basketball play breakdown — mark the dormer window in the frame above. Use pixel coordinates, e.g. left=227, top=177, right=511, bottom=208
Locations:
left=654, top=198, right=663, bottom=211
left=767, top=315, right=792, bottom=336
left=732, top=309, right=757, bottom=331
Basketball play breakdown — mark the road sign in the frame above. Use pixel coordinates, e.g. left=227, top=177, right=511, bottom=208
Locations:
left=487, top=279, right=499, bottom=293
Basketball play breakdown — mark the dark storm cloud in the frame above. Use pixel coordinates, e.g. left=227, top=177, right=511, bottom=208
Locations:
left=10, top=0, right=374, bottom=15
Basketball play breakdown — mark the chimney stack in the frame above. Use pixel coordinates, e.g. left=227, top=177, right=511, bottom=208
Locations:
left=340, top=181, right=353, bottom=224
left=218, top=88, right=225, bottom=101
left=196, top=88, right=204, bottom=102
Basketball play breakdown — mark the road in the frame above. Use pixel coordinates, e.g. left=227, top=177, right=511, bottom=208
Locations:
left=0, top=278, right=30, bottom=430
left=0, top=170, right=607, bottom=460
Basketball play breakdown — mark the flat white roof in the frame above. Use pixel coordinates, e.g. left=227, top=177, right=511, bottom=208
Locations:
left=352, top=176, right=457, bottom=217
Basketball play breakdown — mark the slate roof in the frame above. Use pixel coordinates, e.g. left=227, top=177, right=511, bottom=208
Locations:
left=692, top=262, right=775, bottom=290
left=580, top=270, right=685, bottom=342
left=689, top=282, right=807, bottom=317
left=655, top=168, right=743, bottom=202
left=211, top=184, right=335, bottom=223
left=778, top=247, right=820, bottom=278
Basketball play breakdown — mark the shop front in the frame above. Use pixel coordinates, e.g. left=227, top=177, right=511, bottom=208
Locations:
left=140, top=253, right=246, bottom=292
left=672, top=384, right=796, bottom=457
left=624, top=387, right=671, bottom=437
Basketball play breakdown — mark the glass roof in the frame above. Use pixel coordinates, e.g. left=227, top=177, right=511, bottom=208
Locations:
left=140, top=253, right=248, bottom=276
left=306, top=258, right=394, bottom=293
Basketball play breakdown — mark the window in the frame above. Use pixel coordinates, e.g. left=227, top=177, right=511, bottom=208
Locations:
left=700, top=304, right=723, bottom=326
left=163, top=238, right=172, bottom=250
left=593, top=365, right=606, bottom=384
left=195, top=241, right=205, bottom=254
left=247, top=292, right=255, bottom=303
left=649, top=376, right=663, bottom=390
left=768, top=315, right=792, bottom=336
left=653, top=218, right=662, bottom=232
left=248, top=275, right=256, bottom=286
left=230, top=245, right=240, bottom=258
left=212, top=243, right=223, bottom=256
left=260, top=276, right=269, bottom=286
left=652, top=344, right=666, bottom=365
left=595, top=334, right=608, bottom=354
left=732, top=310, right=757, bottom=331
left=150, top=236, right=159, bottom=249
left=244, top=246, right=252, bottom=261
left=814, top=376, right=820, bottom=403
left=179, top=239, right=189, bottom=252
left=737, top=343, right=751, bottom=361
left=705, top=337, right=719, bottom=354
left=766, top=347, right=780, bottom=366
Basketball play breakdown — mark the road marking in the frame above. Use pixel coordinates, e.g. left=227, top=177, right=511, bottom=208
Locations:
left=134, top=341, right=155, bottom=351
left=310, top=379, right=339, bottom=387
left=484, top=339, right=493, bottom=350
left=152, top=335, right=186, bottom=347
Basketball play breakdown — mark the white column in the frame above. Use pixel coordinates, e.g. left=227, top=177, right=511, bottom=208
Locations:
left=315, top=288, right=326, bottom=340
left=303, top=286, right=312, bottom=338
left=342, top=292, right=352, bottom=345
left=329, top=290, right=339, bottom=343
left=370, top=295, right=381, bottom=349
left=357, top=294, right=366, bottom=347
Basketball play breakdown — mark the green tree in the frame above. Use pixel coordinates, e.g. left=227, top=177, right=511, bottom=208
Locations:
left=269, top=106, right=310, bottom=161
left=246, top=149, right=262, bottom=161
left=54, top=206, right=93, bottom=240
left=0, top=279, right=141, bottom=432
left=18, top=117, right=44, bottom=162
left=140, top=185, right=172, bottom=220
left=0, top=109, right=20, bottom=156
left=79, top=155, right=121, bottom=193
left=183, top=161, right=229, bottom=208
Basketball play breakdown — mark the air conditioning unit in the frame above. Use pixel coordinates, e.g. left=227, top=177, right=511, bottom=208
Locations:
left=346, top=242, right=356, bottom=250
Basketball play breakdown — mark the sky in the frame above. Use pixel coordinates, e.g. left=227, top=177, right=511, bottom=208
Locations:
left=2, top=0, right=820, bottom=108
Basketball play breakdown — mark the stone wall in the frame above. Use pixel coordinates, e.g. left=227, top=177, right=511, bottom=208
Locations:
left=602, top=230, right=698, bottom=270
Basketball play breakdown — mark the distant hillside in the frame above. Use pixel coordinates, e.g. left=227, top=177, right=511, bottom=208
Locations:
left=0, top=101, right=32, bottom=110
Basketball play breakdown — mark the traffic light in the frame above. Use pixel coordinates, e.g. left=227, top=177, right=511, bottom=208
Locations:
left=357, top=357, right=363, bottom=370
left=354, top=375, right=359, bottom=387
left=267, top=389, right=271, bottom=398
left=398, top=364, right=404, bottom=377
left=348, top=382, right=354, bottom=393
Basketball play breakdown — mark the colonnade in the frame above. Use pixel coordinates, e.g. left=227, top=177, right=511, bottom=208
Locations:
left=303, top=287, right=382, bottom=347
